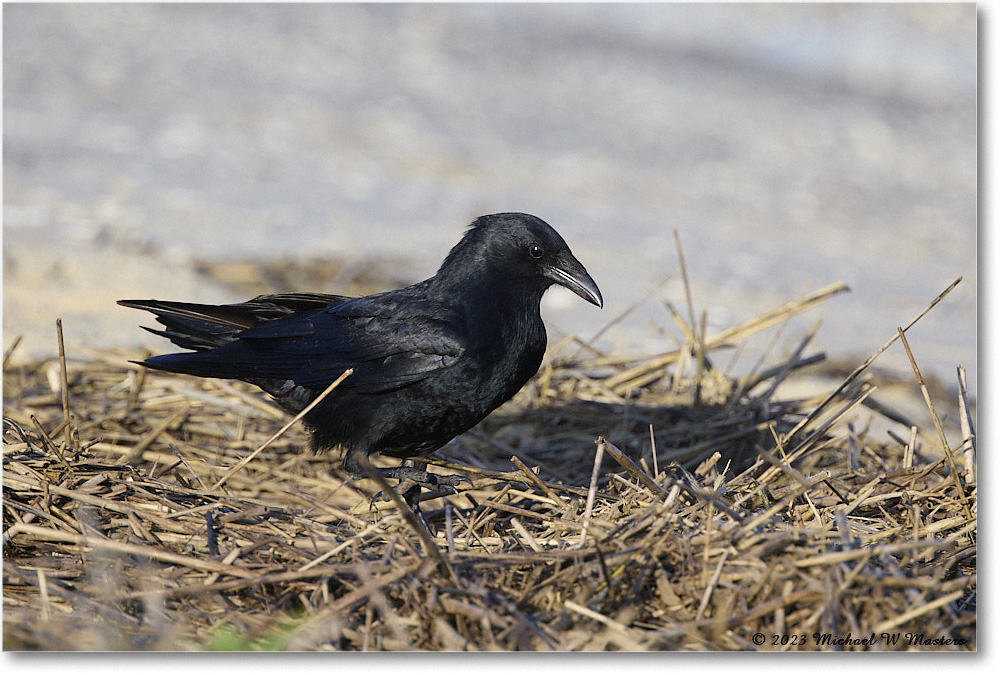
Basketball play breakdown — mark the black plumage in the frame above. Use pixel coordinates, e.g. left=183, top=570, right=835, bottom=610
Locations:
left=119, top=213, right=602, bottom=493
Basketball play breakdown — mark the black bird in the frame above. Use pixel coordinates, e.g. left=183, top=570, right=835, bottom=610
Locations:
left=119, top=213, right=602, bottom=500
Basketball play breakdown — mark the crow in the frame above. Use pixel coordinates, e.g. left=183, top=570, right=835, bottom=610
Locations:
left=119, top=213, right=602, bottom=501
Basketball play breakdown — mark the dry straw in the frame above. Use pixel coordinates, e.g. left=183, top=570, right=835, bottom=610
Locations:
left=3, top=274, right=975, bottom=651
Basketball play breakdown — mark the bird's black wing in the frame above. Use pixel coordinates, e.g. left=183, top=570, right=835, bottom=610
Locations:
left=153, top=290, right=468, bottom=395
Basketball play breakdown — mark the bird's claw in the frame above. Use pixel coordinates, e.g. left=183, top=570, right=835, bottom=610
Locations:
left=418, top=472, right=473, bottom=497
left=369, top=490, right=390, bottom=510
left=432, top=473, right=475, bottom=490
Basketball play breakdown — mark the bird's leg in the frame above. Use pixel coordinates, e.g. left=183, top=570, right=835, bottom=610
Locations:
left=379, top=461, right=440, bottom=535
left=396, top=461, right=427, bottom=512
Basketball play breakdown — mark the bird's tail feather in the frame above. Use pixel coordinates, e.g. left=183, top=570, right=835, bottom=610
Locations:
left=140, top=350, right=245, bottom=379
left=118, top=293, right=347, bottom=352
left=119, top=299, right=259, bottom=352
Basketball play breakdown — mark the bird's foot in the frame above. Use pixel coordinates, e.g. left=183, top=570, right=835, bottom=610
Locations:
left=369, top=469, right=473, bottom=507
left=384, top=466, right=474, bottom=492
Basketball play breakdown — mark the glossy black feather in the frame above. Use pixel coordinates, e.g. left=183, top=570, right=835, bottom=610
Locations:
left=119, top=213, right=601, bottom=473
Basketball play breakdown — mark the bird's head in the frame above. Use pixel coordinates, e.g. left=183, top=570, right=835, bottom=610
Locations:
left=442, top=213, right=603, bottom=308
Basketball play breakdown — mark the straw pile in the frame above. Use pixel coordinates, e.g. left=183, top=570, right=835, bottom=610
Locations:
left=3, top=277, right=976, bottom=651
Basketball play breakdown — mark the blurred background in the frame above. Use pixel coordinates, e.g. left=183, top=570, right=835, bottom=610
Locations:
left=3, top=3, right=977, bottom=399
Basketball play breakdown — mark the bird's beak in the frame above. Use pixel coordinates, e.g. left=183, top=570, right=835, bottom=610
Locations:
left=545, top=256, right=603, bottom=308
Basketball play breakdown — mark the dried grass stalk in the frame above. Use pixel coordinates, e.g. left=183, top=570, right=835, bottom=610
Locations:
left=3, top=279, right=974, bottom=651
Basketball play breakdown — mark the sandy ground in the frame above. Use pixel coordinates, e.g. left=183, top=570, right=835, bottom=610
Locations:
left=4, top=4, right=977, bottom=402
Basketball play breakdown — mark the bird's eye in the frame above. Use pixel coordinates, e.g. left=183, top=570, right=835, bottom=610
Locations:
left=528, top=243, right=545, bottom=259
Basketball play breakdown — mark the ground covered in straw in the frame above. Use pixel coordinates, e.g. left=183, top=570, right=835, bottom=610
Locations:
left=3, top=279, right=975, bottom=651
